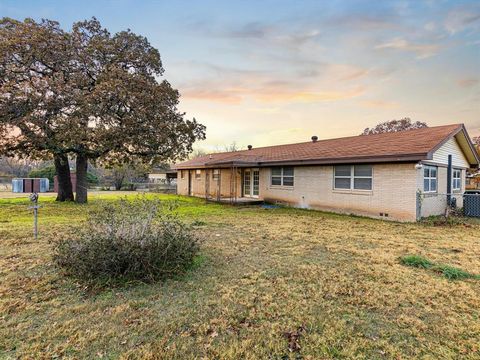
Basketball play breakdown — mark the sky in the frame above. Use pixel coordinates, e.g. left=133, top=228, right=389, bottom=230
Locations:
left=1, top=0, right=479, bottom=151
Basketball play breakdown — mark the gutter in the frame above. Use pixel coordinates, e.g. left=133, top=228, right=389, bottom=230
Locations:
left=174, top=153, right=427, bottom=170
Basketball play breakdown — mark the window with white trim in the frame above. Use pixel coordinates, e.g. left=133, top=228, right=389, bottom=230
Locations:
left=334, top=165, right=373, bottom=190
left=271, top=167, right=294, bottom=186
left=452, top=169, right=461, bottom=191
left=213, top=169, right=220, bottom=180
left=195, top=169, right=201, bottom=179
left=423, top=165, right=437, bottom=193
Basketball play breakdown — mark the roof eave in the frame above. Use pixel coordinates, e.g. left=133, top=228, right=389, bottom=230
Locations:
left=174, top=154, right=428, bottom=169
left=259, top=154, right=427, bottom=166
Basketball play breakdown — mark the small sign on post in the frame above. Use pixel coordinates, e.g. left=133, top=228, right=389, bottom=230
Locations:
left=28, top=192, right=40, bottom=239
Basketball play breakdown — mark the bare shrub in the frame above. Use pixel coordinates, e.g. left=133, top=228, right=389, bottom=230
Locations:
left=53, top=196, right=200, bottom=284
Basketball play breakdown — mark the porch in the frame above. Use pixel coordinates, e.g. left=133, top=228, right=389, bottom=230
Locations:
left=199, top=165, right=261, bottom=204
left=206, top=196, right=264, bottom=205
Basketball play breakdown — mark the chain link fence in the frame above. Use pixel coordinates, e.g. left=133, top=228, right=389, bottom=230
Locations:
left=417, top=192, right=480, bottom=219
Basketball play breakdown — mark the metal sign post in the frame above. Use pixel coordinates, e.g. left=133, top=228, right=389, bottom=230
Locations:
left=28, top=192, right=40, bottom=239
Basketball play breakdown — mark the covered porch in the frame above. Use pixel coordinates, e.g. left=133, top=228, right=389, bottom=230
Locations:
left=198, top=159, right=262, bottom=204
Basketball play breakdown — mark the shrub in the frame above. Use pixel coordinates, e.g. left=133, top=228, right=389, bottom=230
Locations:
left=421, top=215, right=467, bottom=227
left=53, top=196, right=200, bottom=284
left=400, top=255, right=433, bottom=269
left=28, top=165, right=56, bottom=183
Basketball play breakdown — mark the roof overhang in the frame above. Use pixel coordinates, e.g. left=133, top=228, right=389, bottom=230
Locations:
left=174, top=153, right=427, bottom=170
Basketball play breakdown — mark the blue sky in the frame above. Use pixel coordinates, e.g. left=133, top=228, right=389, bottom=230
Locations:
left=1, top=0, right=479, bottom=150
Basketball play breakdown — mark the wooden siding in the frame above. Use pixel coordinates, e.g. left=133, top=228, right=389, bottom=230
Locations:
left=431, top=137, right=470, bottom=168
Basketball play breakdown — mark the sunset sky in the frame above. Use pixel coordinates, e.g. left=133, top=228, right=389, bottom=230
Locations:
left=2, top=0, right=479, bottom=151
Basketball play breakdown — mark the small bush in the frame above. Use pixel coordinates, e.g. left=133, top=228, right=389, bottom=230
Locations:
left=421, top=215, right=467, bottom=227
left=400, top=255, right=433, bottom=269
left=53, top=196, right=200, bottom=284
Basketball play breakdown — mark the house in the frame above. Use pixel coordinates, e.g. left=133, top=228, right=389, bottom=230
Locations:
left=175, top=124, right=479, bottom=221
left=148, top=169, right=177, bottom=184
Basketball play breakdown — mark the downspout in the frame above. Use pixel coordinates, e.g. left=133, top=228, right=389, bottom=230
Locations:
left=447, top=154, right=452, bottom=206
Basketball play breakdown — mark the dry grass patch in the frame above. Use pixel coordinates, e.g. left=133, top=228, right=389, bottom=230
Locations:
left=1, top=194, right=480, bottom=359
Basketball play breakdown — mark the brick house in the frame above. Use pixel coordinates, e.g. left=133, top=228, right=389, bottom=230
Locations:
left=175, top=124, right=479, bottom=221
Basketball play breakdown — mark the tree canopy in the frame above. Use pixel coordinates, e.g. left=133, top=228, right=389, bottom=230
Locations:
left=0, top=17, right=206, bottom=202
left=361, top=118, right=428, bottom=135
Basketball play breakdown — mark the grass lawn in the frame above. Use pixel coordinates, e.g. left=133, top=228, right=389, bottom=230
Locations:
left=1, top=192, right=480, bottom=359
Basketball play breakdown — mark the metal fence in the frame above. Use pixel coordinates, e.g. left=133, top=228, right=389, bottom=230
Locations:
left=417, top=192, right=480, bottom=219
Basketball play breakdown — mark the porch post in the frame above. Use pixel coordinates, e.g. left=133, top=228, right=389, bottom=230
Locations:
left=447, top=154, right=452, bottom=206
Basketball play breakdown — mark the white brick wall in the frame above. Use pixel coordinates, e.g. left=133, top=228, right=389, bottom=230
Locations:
left=259, top=163, right=418, bottom=221
left=178, top=162, right=465, bottom=221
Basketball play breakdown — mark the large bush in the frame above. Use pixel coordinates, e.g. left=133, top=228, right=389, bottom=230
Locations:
left=53, top=197, right=200, bottom=284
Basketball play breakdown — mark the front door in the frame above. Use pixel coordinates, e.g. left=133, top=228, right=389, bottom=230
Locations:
left=243, top=169, right=259, bottom=197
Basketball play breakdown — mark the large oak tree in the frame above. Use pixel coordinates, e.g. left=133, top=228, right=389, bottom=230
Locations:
left=0, top=17, right=205, bottom=202
left=361, top=117, right=428, bottom=135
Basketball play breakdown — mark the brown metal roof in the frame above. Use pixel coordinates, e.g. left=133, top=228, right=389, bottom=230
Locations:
left=176, top=124, right=478, bottom=169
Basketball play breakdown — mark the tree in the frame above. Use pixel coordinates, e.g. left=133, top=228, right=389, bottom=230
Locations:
left=0, top=18, right=76, bottom=201
left=102, top=163, right=149, bottom=191
left=361, top=118, right=428, bottom=135
left=0, top=17, right=205, bottom=203
left=190, top=148, right=209, bottom=159
left=0, top=156, right=41, bottom=177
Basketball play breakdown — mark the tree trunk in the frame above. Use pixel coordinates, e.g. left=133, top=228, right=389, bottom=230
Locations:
left=114, top=173, right=125, bottom=191
left=75, top=153, right=88, bottom=203
left=54, top=154, right=74, bottom=202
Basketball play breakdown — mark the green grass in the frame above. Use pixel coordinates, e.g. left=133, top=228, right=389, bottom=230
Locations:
left=400, top=255, right=480, bottom=280
left=431, top=264, right=480, bottom=280
left=400, top=255, right=434, bottom=269
left=1, top=192, right=480, bottom=359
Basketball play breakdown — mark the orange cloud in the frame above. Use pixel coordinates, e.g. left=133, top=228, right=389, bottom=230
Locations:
left=255, top=87, right=365, bottom=103
left=182, top=89, right=243, bottom=104
left=359, top=99, right=399, bottom=109
left=457, top=78, right=479, bottom=88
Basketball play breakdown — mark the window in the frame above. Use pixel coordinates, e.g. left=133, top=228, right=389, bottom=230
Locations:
left=334, top=165, right=373, bottom=190
left=334, top=165, right=352, bottom=189
left=213, top=169, right=220, bottom=180
left=453, top=169, right=461, bottom=191
left=270, top=167, right=294, bottom=186
left=195, top=169, right=201, bottom=179
left=423, top=165, right=437, bottom=193
left=180, top=170, right=184, bottom=179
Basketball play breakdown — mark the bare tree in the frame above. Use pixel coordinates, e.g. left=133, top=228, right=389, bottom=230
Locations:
left=0, top=157, right=43, bottom=177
